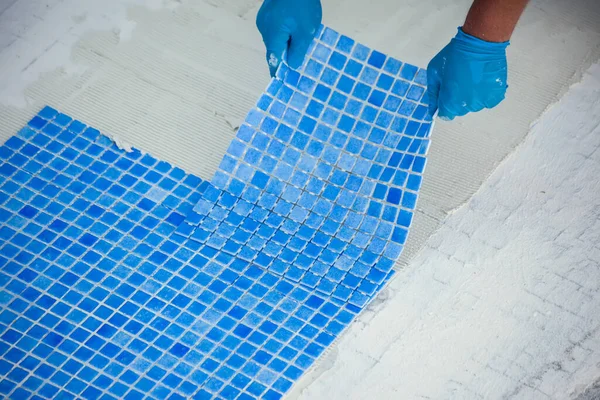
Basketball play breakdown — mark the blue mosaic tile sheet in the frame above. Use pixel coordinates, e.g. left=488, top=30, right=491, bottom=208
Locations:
left=0, top=109, right=356, bottom=400
left=0, top=26, right=432, bottom=400
left=177, top=26, right=432, bottom=307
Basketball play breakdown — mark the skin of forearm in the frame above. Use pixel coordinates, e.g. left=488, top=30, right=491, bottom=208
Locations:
left=462, top=0, right=530, bottom=42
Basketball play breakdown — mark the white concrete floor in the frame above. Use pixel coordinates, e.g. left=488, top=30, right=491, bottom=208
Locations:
left=1, top=0, right=600, bottom=398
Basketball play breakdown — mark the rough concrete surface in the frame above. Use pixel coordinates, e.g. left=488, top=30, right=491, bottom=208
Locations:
left=290, top=63, right=600, bottom=399
left=575, top=377, right=600, bottom=400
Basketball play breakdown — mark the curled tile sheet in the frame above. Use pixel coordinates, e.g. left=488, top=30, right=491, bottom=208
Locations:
left=0, top=26, right=432, bottom=399
left=178, top=26, right=432, bottom=307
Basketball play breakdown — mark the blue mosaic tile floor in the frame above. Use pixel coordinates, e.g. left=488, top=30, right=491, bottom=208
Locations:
left=0, top=26, right=432, bottom=399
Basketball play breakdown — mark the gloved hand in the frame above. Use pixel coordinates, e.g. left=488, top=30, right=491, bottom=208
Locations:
left=256, top=0, right=322, bottom=77
left=427, top=27, right=510, bottom=121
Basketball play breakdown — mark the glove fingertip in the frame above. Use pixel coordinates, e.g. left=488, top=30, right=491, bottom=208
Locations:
left=287, top=35, right=312, bottom=69
left=287, top=54, right=303, bottom=69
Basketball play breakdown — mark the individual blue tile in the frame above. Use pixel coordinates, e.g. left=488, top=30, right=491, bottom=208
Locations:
left=360, top=105, right=377, bottom=123
left=289, top=92, right=309, bottom=110
left=274, top=124, right=293, bottom=143
left=336, top=75, right=355, bottom=94
left=284, top=69, right=301, bottom=87
left=298, top=116, right=317, bottom=135
left=406, top=84, right=425, bottom=101
left=344, top=98, right=363, bottom=117
left=257, top=94, right=273, bottom=111
left=38, top=106, right=59, bottom=120
left=313, top=84, right=331, bottom=103
left=367, top=50, right=386, bottom=68
left=305, top=100, right=324, bottom=119
left=321, top=108, right=340, bottom=126
left=351, top=42, right=370, bottom=61
left=276, top=85, right=294, bottom=103
left=398, top=100, right=417, bottom=117
left=329, top=92, right=348, bottom=110
left=412, top=156, right=426, bottom=173
left=312, top=44, right=332, bottom=64
left=297, top=77, right=316, bottom=94
left=320, top=27, right=339, bottom=46
left=352, top=82, right=371, bottom=101
left=335, top=35, right=355, bottom=53
left=320, top=67, right=339, bottom=86
left=376, top=73, right=394, bottom=90
left=305, top=59, right=324, bottom=79
left=359, top=67, right=378, bottom=85
left=407, top=174, right=422, bottom=191
left=401, top=191, right=417, bottom=209
left=375, top=111, right=393, bottom=129
left=250, top=171, right=270, bottom=190
left=344, top=59, right=362, bottom=78
left=368, top=90, right=385, bottom=107
left=383, top=57, right=402, bottom=75
left=28, top=116, right=47, bottom=130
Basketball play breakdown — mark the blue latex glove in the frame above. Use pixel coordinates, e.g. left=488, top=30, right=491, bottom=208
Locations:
left=256, top=0, right=322, bottom=77
left=427, top=27, right=510, bottom=121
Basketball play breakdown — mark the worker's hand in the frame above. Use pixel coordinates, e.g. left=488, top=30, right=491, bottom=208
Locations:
left=427, top=27, right=510, bottom=121
left=256, top=0, right=322, bottom=77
